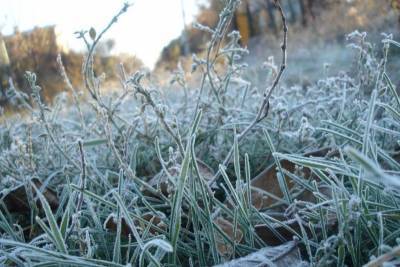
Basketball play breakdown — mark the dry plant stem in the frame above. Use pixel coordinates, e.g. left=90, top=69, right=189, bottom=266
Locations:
left=206, top=41, right=222, bottom=105
left=56, top=54, right=85, bottom=130
left=110, top=65, right=133, bottom=117
left=26, top=76, right=81, bottom=171
left=103, top=119, right=169, bottom=203
left=151, top=104, right=185, bottom=158
left=205, top=0, right=238, bottom=104
left=76, top=140, right=87, bottom=214
left=193, top=72, right=207, bottom=121
left=83, top=3, right=130, bottom=101
left=42, top=121, right=80, bottom=169
left=130, top=81, right=185, bottom=157
left=209, top=0, right=287, bottom=186
left=364, top=245, right=400, bottom=267
left=65, top=140, right=87, bottom=240
left=81, top=3, right=130, bottom=135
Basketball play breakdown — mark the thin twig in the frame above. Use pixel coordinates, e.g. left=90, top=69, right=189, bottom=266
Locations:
left=83, top=3, right=131, bottom=101
left=25, top=72, right=81, bottom=170
left=80, top=3, right=131, bottom=135
left=128, top=76, right=186, bottom=157
left=204, top=0, right=239, bottom=104
left=209, top=0, right=287, bottom=186
left=56, top=54, right=86, bottom=130
left=76, top=140, right=87, bottom=213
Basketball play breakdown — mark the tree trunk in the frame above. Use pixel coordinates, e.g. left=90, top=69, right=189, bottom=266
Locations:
left=266, top=0, right=278, bottom=35
left=287, top=0, right=297, bottom=24
left=299, top=0, right=308, bottom=26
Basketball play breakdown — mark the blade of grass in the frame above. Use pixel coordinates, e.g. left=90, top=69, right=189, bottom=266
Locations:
left=169, top=136, right=192, bottom=264
left=32, top=183, right=68, bottom=254
left=263, top=129, right=292, bottom=204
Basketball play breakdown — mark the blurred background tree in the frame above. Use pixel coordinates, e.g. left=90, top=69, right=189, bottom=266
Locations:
left=156, top=0, right=397, bottom=71
left=0, top=0, right=398, bottom=108
left=0, top=26, right=143, bottom=109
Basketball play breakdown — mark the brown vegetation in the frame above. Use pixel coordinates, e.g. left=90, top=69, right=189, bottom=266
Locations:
left=0, top=26, right=143, bottom=108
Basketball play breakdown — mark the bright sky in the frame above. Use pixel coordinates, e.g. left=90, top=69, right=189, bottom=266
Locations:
left=0, top=0, right=206, bottom=69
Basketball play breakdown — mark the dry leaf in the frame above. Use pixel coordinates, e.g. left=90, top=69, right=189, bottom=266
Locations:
left=0, top=178, right=59, bottom=213
left=255, top=207, right=337, bottom=246
left=89, top=27, right=96, bottom=41
left=250, top=147, right=336, bottom=210
left=254, top=220, right=296, bottom=246
left=147, top=166, right=179, bottom=196
left=196, top=159, right=214, bottom=182
left=250, top=159, right=303, bottom=210
left=214, top=240, right=309, bottom=267
left=221, top=148, right=337, bottom=246
left=214, top=217, right=243, bottom=257
left=147, top=160, right=215, bottom=196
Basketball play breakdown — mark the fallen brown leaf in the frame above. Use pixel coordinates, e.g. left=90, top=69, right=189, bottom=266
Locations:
left=0, top=178, right=59, bottom=213
left=250, top=159, right=304, bottom=210
left=254, top=220, right=298, bottom=246
left=214, top=240, right=309, bottom=267
left=146, top=160, right=214, bottom=196
left=250, top=147, right=336, bottom=210
left=220, top=148, right=337, bottom=246
left=214, top=217, right=244, bottom=257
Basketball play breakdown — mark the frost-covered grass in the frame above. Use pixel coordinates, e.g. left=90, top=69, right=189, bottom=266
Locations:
left=1, top=1, right=400, bottom=266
